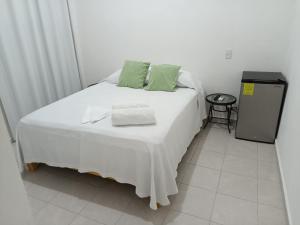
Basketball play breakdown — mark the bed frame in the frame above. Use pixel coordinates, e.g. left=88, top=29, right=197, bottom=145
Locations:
left=26, top=163, right=161, bottom=208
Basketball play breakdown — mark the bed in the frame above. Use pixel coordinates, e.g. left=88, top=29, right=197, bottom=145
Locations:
left=17, top=79, right=206, bottom=209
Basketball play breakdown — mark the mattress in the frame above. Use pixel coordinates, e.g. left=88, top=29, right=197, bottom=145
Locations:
left=17, top=81, right=206, bottom=209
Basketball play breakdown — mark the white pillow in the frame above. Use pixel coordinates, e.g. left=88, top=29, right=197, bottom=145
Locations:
left=177, top=70, right=205, bottom=95
left=177, top=70, right=195, bottom=88
left=104, top=69, right=122, bottom=84
left=104, top=68, right=204, bottom=94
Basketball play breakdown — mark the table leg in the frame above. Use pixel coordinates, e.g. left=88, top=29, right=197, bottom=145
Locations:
left=209, top=105, right=213, bottom=122
left=227, top=105, right=232, bottom=133
left=203, top=104, right=212, bottom=128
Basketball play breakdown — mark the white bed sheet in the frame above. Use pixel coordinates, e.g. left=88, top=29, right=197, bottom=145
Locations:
left=17, top=82, right=206, bottom=209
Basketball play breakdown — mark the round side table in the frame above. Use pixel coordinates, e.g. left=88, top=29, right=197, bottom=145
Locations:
left=204, top=93, right=236, bottom=133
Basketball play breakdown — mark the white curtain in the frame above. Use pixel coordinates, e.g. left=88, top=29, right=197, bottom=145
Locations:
left=0, top=0, right=82, bottom=140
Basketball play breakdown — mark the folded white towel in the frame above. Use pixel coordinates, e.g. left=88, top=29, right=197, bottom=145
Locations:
left=112, top=102, right=149, bottom=110
left=111, top=107, right=156, bottom=126
left=81, top=106, right=109, bottom=124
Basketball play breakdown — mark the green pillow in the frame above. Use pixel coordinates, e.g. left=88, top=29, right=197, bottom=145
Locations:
left=118, top=60, right=150, bottom=88
left=145, top=64, right=181, bottom=91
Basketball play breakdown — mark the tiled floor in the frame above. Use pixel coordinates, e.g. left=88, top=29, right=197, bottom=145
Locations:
left=22, top=125, right=289, bottom=225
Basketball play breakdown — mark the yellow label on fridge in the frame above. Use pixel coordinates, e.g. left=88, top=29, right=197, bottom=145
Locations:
left=243, top=83, right=255, bottom=96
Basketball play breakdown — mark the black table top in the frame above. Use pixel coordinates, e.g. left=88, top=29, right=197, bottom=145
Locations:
left=242, top=71, right=286, bottom=84
left=206, top=93, right=236, bottom=105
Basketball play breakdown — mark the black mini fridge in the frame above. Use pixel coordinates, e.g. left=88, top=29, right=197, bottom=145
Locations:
left=235, top=71, right=287, bottom=143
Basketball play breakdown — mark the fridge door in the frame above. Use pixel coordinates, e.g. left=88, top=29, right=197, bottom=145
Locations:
left=236, top=83, right=285, bottom=143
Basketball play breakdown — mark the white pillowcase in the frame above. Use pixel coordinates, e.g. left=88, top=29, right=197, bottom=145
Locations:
left=177, top=70, right=196, bottom=88
left=104, top=68, right=203, bottom=92
left=104, top=69, right=122, bottom=84
left=178, top=70, right=205, bottom=95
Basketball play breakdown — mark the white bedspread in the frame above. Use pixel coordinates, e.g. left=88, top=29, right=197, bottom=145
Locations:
left=17, top=82, right=206, bottom=209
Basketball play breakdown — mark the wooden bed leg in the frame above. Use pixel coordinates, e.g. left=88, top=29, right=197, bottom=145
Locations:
left=88, top=171, right=101, bottom=176
left=107, top=177, right=116, bottom=181
left=87, top=172, right=116, bottom=181
left=26, top=163, right=39, bottom=172
left=157, top=203, right=161, bottom=209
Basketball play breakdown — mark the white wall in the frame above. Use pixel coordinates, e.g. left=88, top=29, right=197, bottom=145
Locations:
left=70, top=0, right=293, bottom=97
left=277, top=1, right=300, bottom=224
left=0, top=108, right=32, bottom=225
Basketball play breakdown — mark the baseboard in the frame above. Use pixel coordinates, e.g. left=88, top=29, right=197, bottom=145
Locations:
left=275, top=139, right=293, bottom=225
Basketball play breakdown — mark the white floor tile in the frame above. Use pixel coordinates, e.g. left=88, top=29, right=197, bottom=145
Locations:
left=34, top=204, right=76, bottom=225
left=177, top=183, right=190, bottom=191
left=80, top=183, right=133, bottom=225
left=50, top=181, right=99, bottom=213
left=21, top=127, right=288, bottom=225
left=24, top=172, right=73, bottom=202
left=195, top=130, right=228, bottom=155
left=80, top=201, right=123, bottom=225
left=23, top=180, right=32, bottom=193
left=218, top=172, right=258, bottom=202
left=199, top=128, right=230, bottom=153
left=171, top=185, right=215, bottom=220
left=199, top=144, right=227, bottom=154
left=116, top=197, right=169, bottom=225
left=163, top=211, right=209, bottom=225
left=26, top=181, right=59, bottom=202
left=28, top=196, right=47, bottom=214
left=181, top=147, right=196, bottom=165
left=222, top=155, right=258, bottom=178
left=70, top=215, right=104, bottom=225
left=227, top=139, right=258, bottom=160
left=258, top=204, right=288, bottom=225
left=179, top=164, right=220, bottom=191
left=258, top=161, right=280, bottom=182
left=258, top=180, right=284, bottom=209
left=208, top=122, right=232, bottom=130
left=211, top=194, right=258, bottom=225
left=258, top=144, right=277, bottom=163
left=189, top=133, right=201, bottom=152
left=191, top=150, right=224, bottom=170
left=176, top=164, right=186, bottom=183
